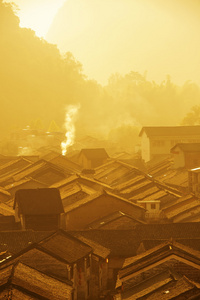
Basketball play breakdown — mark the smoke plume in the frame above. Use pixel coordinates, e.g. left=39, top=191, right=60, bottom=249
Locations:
left=61, top=104, right=80, bottom=155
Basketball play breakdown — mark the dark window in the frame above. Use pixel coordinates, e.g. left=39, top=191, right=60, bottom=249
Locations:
left=70, top=266, right=73, bottom=279
left=71, top=291, right=74, bottom=300
left=152, top=140, right=165, bottom=147
left=86, top=256, right=90, bottom=268
left=151, top=203, right=156, bottom=209
left=87, top=280, right=90, bottom=296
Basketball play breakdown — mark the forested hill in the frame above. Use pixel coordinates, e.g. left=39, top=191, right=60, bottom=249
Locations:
left=0, top=0, right=87, bottom=136
left=1, top=0, right=200, bottom=145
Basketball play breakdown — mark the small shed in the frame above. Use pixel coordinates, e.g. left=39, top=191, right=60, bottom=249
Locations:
left=14, top=188, right=64, bottom=231
left=78, top=148, right=109, bottom=168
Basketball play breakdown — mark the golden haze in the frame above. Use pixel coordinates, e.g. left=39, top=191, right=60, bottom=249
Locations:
left=1, top=0, right=200, bottom=153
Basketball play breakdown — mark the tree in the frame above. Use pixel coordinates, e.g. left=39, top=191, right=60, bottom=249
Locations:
left=181, top=106, right=200, bottom=125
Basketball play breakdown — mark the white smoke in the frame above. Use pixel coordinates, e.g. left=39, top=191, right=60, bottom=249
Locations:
left=61, top=104, right=80, bottom=156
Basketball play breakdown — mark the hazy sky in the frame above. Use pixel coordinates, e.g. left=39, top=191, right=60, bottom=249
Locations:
left=5, top=0, right=200, bottom=86
left=5, top=0, right=66, bottom=37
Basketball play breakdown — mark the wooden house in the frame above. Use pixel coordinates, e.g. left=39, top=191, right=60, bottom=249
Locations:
left=38, top=230, right=93, bottom=300
left=70, top=229, right=143, bottom=291
left=13, top=188, right=64, bottom=230
left=113, top=170, right=180, bottom=220
left=73, top=234, right=110, bottom=299
left=70, top=222, right=200, bottom=292
left=78, top=148, right=109, bottom=169
left=139, top=126, right=200, bottom=162
left=0, top=229, right=110, bottom=300
left=171, top=143, right=200, bottom=169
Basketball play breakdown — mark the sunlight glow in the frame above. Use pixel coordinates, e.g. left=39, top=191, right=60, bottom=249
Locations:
left=4, top=0, right=66, bottom=38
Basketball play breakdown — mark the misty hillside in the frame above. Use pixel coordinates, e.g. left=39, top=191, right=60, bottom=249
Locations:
left=46, top=0, right=200, bottom=86
left=0, top=1, right=85, bottom=135
left=1, top=0, right=200, bottom=150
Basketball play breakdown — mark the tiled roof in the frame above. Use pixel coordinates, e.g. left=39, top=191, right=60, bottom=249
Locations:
left=114, top=174, right=146, bottom=191
left=0, top=158, right=33, bottom=178
left=69, top=223, right=200, bottom=257
left=139, top=126, right=200, bottom=137
left=0, top=287, right=39, bottom=299
left=49, top=155, right=82, bottom=173
left=0, top=230, right=53, bottom=254
left=64, top=190, right=145, bottom=213
left=0, top=264, right=13, bottom=285
left=0, top=203, right=14, bottom=216
left=86, top=211, right=146, bottom=229
left=114, top=170, right=181, bottom=200
left=120, top=272, right=200, bottom=300
left=146, top=157, right=173, bottom=177
left=135, top=222, right=200, bottom=240
left=112, top=152, right=134, bottom=160
left=0, top=187, right=10, bottom=197
left=0, top=245, right=72, bottom=283
left=14, top=188, right=64, bottom=215
left=12, top=160, right=69, bottom=183
left=51, top=174, right=80, bottom=188
left=65, top=192, right=101, bottom=213
left=69, top=230, right=140, bottom=257
left=51, top=173, right=111, bottom=192
left=158, top=169, right=189, bottom=190
left=40, top=150, right=61, bottom=161
left=137, top=276, right=200, bottom=300
left=130, top=188, right=166, bottom=201
left=4, top=177, right=48, bottom=191
left=94, top=160, right=140, bottom=186
left=55, top=181, right=94, bottom=204
left=121, top=240, right=200, bottom=273
left=116, top=241, right=200, bottom=292
left=79, top=148, right=109, bottom=160
left=138, top=238, right=200, bottom=254
left=38, top=230, right=92, bottom=263
left=162, top=194, right=200, bottom=222
left=117, top=179, right=154, bottom=196
left=72, top=234, right=110, bottom=259
left=0, top=262, right=73, bottom=299
left=118, top=270, right=178, bottom=298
